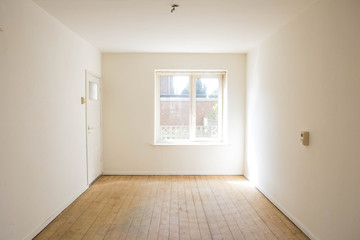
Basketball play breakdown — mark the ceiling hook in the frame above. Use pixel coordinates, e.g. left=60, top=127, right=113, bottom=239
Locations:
left=171, top=4, right=179, bottom=13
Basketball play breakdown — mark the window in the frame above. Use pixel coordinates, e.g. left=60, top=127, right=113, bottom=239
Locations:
left=155, top=70, right=227, bottom=144
left=89, top=81, right=99, bottom=100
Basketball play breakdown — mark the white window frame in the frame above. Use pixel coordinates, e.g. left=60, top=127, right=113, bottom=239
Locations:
left=154, top=70, right=227, bottom=145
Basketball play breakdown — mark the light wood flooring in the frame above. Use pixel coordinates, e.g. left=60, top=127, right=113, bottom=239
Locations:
left=34, top=176, right=309, bottom=240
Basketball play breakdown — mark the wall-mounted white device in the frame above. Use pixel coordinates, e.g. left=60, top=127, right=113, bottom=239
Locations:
left=300, top=131, right=309, bottom=146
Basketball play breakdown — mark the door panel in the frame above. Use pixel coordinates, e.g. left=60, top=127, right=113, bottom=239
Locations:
left=86, top=72, right=102, bottom=184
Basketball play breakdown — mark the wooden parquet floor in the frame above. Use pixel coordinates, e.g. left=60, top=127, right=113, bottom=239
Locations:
left=34, top=176, right=309, bottom=240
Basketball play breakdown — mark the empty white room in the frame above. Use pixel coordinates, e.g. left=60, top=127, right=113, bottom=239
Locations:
left=0, top=0, right=359, bottom=239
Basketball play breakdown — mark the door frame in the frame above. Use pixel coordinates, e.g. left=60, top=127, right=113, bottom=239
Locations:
left=85, top=69, right=102, bottom=186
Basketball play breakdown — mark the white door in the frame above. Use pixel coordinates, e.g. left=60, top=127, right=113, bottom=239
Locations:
left=86, top=71, right=102, bottom=184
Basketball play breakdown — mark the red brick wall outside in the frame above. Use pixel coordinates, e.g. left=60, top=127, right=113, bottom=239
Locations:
left=196, top=101, right=217, bottom=125
left=160, top=99, right=217, bottom=125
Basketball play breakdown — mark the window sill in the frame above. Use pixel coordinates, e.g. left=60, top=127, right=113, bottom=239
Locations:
left=152, top=142, right=230, bottom=146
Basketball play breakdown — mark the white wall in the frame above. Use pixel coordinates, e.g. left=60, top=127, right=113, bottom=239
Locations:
left=245, top=0, right=360, bottom=239
left=102, top=53, right=245, bottom=175
left=0, top=0, right=101, bottom=239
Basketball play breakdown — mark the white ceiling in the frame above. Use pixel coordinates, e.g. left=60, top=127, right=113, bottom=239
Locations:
left=34, top=0, right=316, bottom=53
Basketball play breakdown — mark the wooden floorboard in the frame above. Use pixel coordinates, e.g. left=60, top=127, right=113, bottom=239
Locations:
left=34, top=176, right=309, bottom=240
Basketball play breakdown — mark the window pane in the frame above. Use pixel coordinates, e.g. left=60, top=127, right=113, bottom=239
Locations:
left=195, top=77, right=219, bottom=138
left=160, top=76, right=190, bottom=141
left=89, top=81, right=98, bottom=100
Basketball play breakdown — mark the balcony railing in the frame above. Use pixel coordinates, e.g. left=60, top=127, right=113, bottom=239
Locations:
left=160, top=125, right=218, bottom=140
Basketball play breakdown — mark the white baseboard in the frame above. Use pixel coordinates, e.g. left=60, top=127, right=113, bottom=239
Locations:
left=24, top=185, right=88, bottom=240
left=254, top=184, right=319, bottom=240
left=103, top=170, right=242, bottom=175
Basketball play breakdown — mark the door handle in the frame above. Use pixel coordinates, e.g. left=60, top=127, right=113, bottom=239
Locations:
left=88, top=126, right=95, bottom=130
